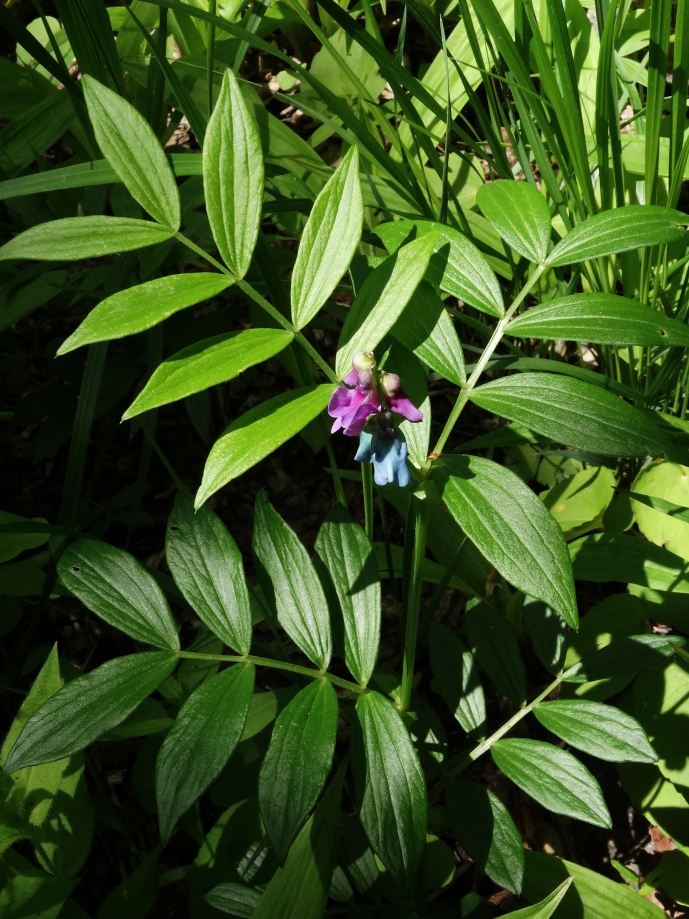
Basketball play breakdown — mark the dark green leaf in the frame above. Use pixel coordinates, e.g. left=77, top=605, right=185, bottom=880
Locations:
left=4, top=652, right=177, bottom=772
left=569, top=532, right=689, bottom=592
left=465, top=602, right=527, bottom=706
left=428, top=621, right=486, bottom=738
left=315, top=503, right=380, bottom=686
left=508, top=877, right=573, bottom=918
left=98, top=845, right=163, bottom=919
left=156, top=662, right=255, bottom=841
left=204, top=884, right=261, bottom=917
left=435, top=456, right=577, bottom=627
left=491, top=738, right=611, bottom=828
left=392, top=281, right=466, bottom=385
left=477, top=182, right=552, bottom=264
left=355, top=691, right=427, bottom=894
left=563, top=634, right=680, bottom=683
left=259, top=680, right=338, bottom=863
left=58, top=540, right=179, bottom=651
left=523, top=598, right=568, bottom=676
left=533, top=700, right=657, bottom=763
left=165, top=492, right=252, bottom=655
left=253, top=490, right=332, bottom=669
left=446, top=778, right=524, bottom=895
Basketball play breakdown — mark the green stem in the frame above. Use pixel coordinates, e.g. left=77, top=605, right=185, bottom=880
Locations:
left=178, top=650, right=366, bottom=694
left=362, top=462, right=374, bottom=541
left=377, top=484, right=398, bottom=612
left=174, top=233, right=339, bottom=385
left=432, top=265, right=545, bottom=456
left=400, top=497, right=429, bottom=713
left=322, top=417, right=347, bottom=507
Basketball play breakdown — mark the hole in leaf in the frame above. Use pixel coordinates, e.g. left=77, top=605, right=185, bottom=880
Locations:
left=169, top=526, right=180, bottom=532
left=71, top=566, right=80, bottom=572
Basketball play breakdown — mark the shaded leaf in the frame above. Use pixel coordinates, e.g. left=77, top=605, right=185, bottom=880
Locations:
left=428, top=621, right=486, bottom=738
left=477, top=181, right=552, bottom=264
left=465, top=601, right=527, bottom=706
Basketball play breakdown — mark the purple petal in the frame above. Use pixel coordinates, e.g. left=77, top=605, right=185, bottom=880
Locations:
left=328, top=386, right=354, bottom=418
left=343, top=368, right=359, bottom=386
left=389, top=395, right=423, bottom=423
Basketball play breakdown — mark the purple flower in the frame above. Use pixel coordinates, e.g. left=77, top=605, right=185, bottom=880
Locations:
left=380, top=372, right=423, bottom=423
left=355, top=412, right=411, bottom=487
left=328, top=351, right=381, bottom=436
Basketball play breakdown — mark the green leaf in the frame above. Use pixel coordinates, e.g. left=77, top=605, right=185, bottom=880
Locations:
left=98, top=844, right=163, bottom=919
left=156, top=662, right=255, bottom=841
left=465, top=601, right=527, bottom=706
left=336, top=233, right=437, bottom=377
left=0, top=850, right=77, bottom=919
left=355, top=691, right=427, bottom=894
left=630, top=460, right=689, bottom=560
left=57, top=274, right=233, bottom=355
left=253, top=490, right=332, bottom=669
left=477, top=181, right=552, bottom=264
left=569, top=532, right=689, bottom=592
left=435, top=455, right=577, bottom=627
left=446, top=777, right=524, bottom=894
left=204, top=68, right=263, bottom=278
left=533, top=700, right=657, bottom=763
left=165, top=492, right=252, bottom=655
left=291, top=147, right=363, bottom=330
left=523, top=598, right=568, bottom=676
left=508, top=293, right=689, bottom=347
left=541, top=465, right=617, bottom=539
left=196, top=385, right=334, bottom=506
left=470, top=373, right=673, bottom=459
left=507, top=877, right=573, bottom=919
left=546, top=205, right=687, bottom=267
left=82, top=75, right=180, bottom=230
left=123, top=328, right=293, bottom=418
left=375, top=220, right=504, bottom=318
left=315, top=502, right=380, bottom=686
left=259, top=680, right=338, bottom=863
left=428, top=621, right=486, bottom=738
left=58, top=540, right=180, bottom=651
left=0, top=217, right=174, bottom=262
left=563, top=634, right=679, bottom=683
left=251, top=766, right=345, bottom=919
left=4, top=652, right=177, bottom=772
left=204, top=884, right=261, bottom=917
left=491, top=738, right=612, bottom=828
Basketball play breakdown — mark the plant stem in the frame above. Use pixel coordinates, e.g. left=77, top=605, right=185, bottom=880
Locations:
left=362, top=462, right=374, bottom=540
left=399, top=496, right=429, bottom=713
left=178, top=650, right=366, bottom=695
left=432, top=265, right=545, bottom=456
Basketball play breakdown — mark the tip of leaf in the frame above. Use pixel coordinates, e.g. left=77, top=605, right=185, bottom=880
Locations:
left=56, top=336, right=79, bottom=357
left=121, top=401, right=142, bottom=422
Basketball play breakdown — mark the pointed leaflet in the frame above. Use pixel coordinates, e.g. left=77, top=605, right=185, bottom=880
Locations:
left=58, top=274, right=233, bottom=355
left=434, top=456, right=577, bottom=627
left=465, top=602, right=527, bottom=706
left=491, top=738, right=612, bottom=828
left=253, top=490, right=332, bottom=669
left=196, top=384, right=333, bottom=507
left=58, top=540, right=179, bottom=651
left=204, top=885, right=261, bottom=917
left=336, top=233, right=437, bottom=376
left=446, top=778, right=524, bottom=894
left=0, top=217, right=174, bottom=262
left=546, top=205, right=687, bottom=267
left=470, top=374, right=674, bottom=459
left=477, top=182, right=552, bottom=264
left=82, top=76, right=180, bottom=230
left=508, top=878, right=573, bottom=919
left=259, top=680, right=338, bottom=863
left=508, top=293, right=689, bottom=348
left=124, top=329, right=293, bottom=418
left=4, top=652, right=177, bottom=773
left=165, top=492, right=252, bottom=655
left=291, top=147, right=363, bottom=330
left=156, top=662, right=255, bottom=841
left=315, top=503, right=381, bottom=686
left=355, top=691, right=427, bottom=894
left=204, top=68, right=263, bottom=278
left=392, top=281, right=466, bottom=385
left=533, top=700, right=657, bottom=763
left=428, top=621, right=486, bottom=738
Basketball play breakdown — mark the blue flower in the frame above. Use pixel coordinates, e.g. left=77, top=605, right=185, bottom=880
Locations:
left=355, top=412, right=411, bottom=487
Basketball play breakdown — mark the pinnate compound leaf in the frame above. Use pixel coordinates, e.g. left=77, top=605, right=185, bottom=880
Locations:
left=465, top=602, right=527, bottom=706
left=204, top=883, right=261, bottom=917
left=83, top=75, right=180, bottom=230
left=156, top=662, right=255, bottom=841
left=507, top=877, right=573, bottom=918
left=259, top=680, right=338, bottom=863
left=204, top=68, right=263, bottom=278
left=58, top=540, right=179, bottom=651
left=470, top=373, right=673, bottom=459
left=533, top=700, right=657, bottom=763
left=446, top=778, right=524, bottom=894
left=336, top=233, right=437, bottom=376
left=0, top=217, right=174, bottom=262
left=491, top=738, right=612, bottom=828
left=165, top=492, right=252, bottom=655
left=563, top=633, right=680, bottom=683
left=253, top=490, right=332, bottom=669
left=508, top=293, right=689, bottom=347
left=252, top=766, right=345, bottom=919
left=546, top=205, right=687, bottom=267
left=435, top=456, right=577, bottom=627
left=477, top=181, right=552, bottom=264
left=355, top=691, right=427, bottom=894
left=123, top=328, right=293, bottom=418
left=428, top=621, right=486, bottom=738
left=197, top=385, right=333, bottom=507
left=4, top=652, right=177, bottom=772
left=58, top=274, right=233, bottom=355
left=291, top=147, right=363, bottom=329
left=315, top=503, right=380, bottom=686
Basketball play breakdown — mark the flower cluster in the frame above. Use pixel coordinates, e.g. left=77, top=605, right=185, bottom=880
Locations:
left=328, top=352, right=423, bottom=487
